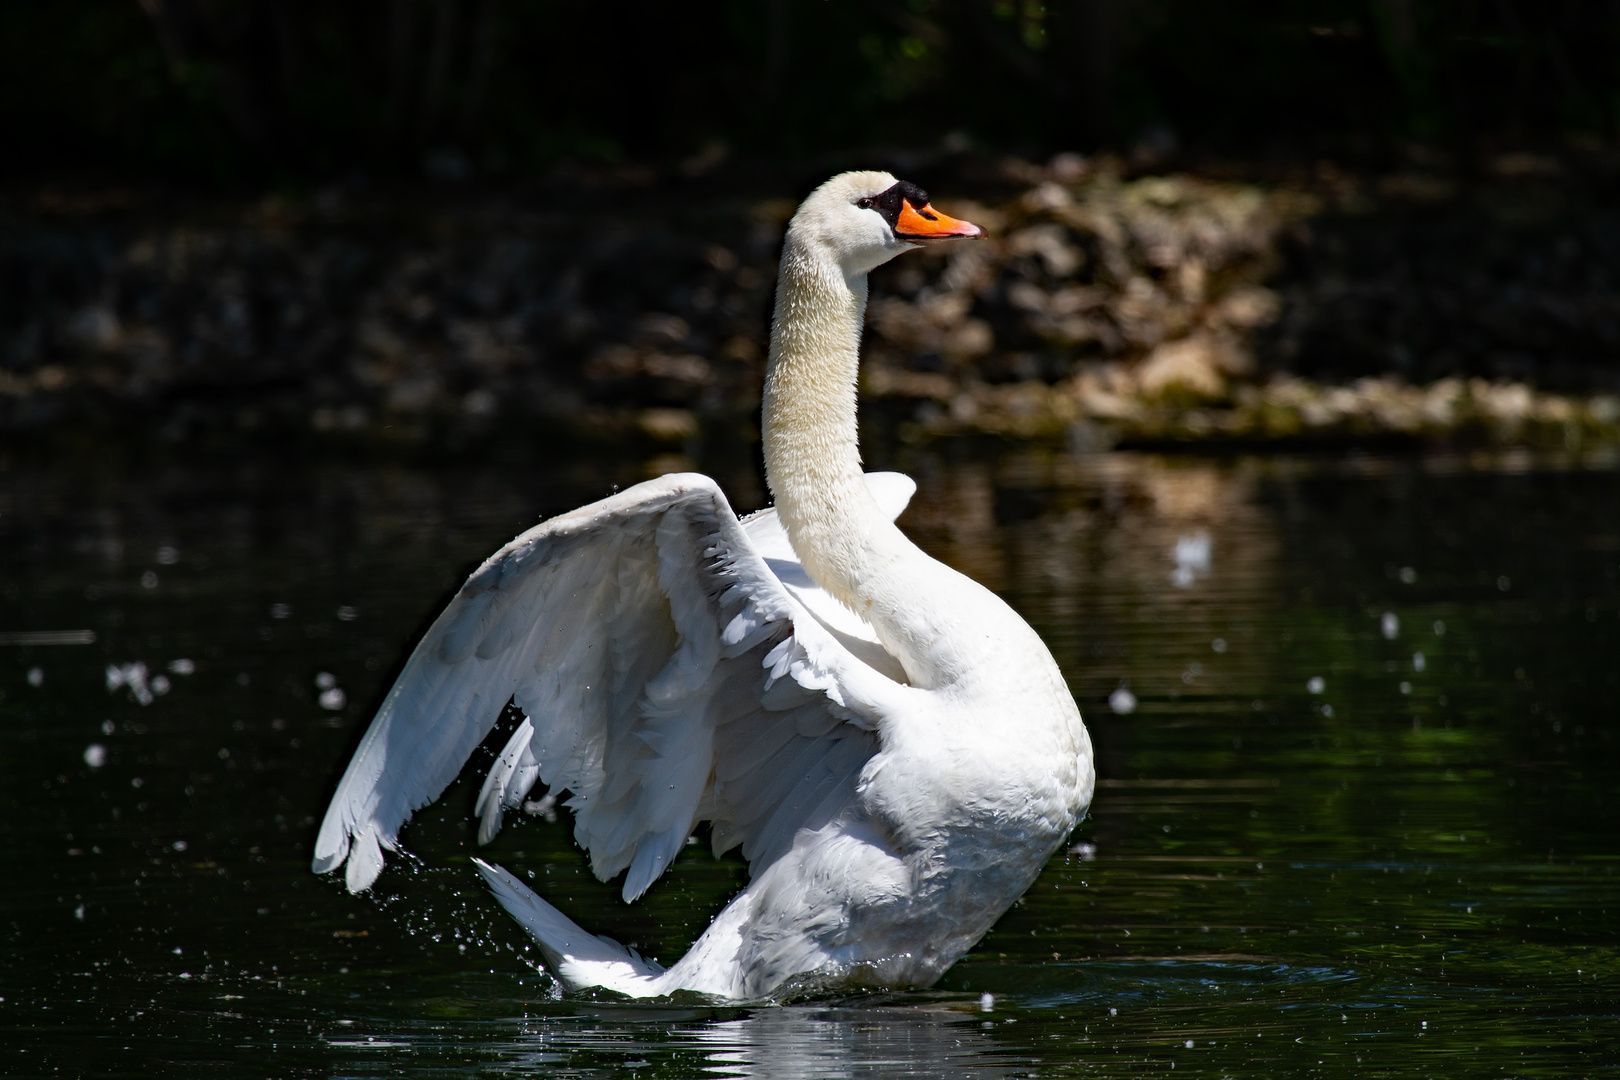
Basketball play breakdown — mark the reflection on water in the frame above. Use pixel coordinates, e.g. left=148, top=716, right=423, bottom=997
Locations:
left=492, top=1003, right=1030, bottom=1079
left=1, top=441, right=1617, bottom=1076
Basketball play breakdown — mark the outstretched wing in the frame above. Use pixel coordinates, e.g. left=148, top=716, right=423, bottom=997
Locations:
left=312, top=471, right=918, bottom=897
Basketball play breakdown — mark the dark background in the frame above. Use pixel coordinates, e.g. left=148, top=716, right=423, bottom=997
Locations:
left=5, top=1, right=1617, bottom=186
left=3, top=2, right=1619, bottom=452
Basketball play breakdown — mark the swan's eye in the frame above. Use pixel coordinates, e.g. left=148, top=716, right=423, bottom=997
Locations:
left=856, top=198, right=873, bottom=210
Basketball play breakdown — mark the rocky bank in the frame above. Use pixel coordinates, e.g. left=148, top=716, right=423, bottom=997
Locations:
left=4, top=150, right=1618, bottom=453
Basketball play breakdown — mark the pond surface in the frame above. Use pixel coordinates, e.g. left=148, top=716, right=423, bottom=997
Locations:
left=2, top=439, right=1617, bottom=1077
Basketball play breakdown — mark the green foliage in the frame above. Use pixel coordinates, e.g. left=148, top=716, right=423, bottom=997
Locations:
left=1, top=0, right=1616, bottom=184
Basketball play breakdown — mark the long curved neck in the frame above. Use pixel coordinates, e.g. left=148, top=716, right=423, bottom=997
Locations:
left=762, top=233, right=951, bottom=686
left=762, top=234, right=871, bottom=592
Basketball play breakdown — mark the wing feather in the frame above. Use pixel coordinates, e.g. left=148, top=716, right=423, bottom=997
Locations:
left=313, top=471, right=918, bottom=900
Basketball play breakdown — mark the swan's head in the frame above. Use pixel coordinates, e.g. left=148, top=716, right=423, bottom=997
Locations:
left=789, top=170, right=982, bottom=277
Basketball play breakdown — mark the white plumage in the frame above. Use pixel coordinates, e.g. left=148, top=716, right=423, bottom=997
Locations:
left=313, top=172, right=1094, bottom=1001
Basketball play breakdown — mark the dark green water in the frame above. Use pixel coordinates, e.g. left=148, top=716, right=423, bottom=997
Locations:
left=3, top=441, right=1617, bottom=1077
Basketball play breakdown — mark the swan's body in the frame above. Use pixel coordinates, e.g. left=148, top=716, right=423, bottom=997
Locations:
left=313, top=172, right=1094, bottom=1001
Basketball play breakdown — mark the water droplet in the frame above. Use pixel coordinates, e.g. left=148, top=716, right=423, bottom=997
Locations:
left=1307, top=676, right=1325, bottom=694
left=83, top=744, right=107, bottom=768
left=1170, top=531, right=1212, bottom=588
left=106, top=662, right=154, bottom=705
left=1108, top=687, right=1137, bottom=715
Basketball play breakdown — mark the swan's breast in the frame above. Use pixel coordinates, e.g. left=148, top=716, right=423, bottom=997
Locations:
left=861, top=687, right=1089, bottom=860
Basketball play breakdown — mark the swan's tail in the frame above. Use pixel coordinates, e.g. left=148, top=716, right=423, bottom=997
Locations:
left=472, top=858, right=666, bottom=996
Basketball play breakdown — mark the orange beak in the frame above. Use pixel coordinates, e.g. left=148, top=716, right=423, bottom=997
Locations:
left=895, top=199, right=982, bottom=242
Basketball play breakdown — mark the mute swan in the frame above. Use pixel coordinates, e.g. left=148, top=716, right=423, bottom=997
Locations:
left=312, top=171, right=1094, bottom=1001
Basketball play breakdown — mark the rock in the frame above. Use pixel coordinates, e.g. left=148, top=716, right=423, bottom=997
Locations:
left=1212, top=286, right=1281, bottom=329
left=637, top=407, right=698, bottom=441
left=7, top=153, right=1619, bottom=451
left=66, top=306, right=121, bottom=352
left=944, top=319, right=994, bottom=360
left=1137, top=335, right=1228, bottom=401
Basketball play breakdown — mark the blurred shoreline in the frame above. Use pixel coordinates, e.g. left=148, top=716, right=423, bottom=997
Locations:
left=4, top=148, right=1619, bottom=458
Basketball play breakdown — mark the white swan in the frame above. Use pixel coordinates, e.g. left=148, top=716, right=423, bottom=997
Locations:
left=312, top=171, right=1094, bottom=1001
